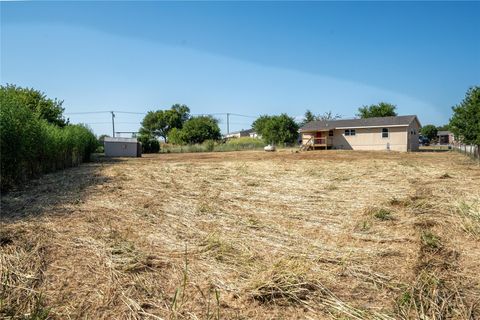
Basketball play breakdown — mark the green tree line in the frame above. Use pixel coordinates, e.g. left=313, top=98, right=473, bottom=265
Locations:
left=138, top=104, right=221, bottom=148
left=0, top=84, right=98, bottom=191
left=139, top=87, right=478, bottom=153
left=449, top=86, right=480, bottom=148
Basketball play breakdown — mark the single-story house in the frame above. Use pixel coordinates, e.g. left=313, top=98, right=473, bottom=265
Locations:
left=437, top=131, right=454, bottom=145
left=299, top=115, right=421, bottom=152
left=225, top=128, right=259, bottom=139
left=104, top=137, right=142, bottom=157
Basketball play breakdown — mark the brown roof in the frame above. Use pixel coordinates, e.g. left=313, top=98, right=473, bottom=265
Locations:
left=300, top=115, right=419, bottom=132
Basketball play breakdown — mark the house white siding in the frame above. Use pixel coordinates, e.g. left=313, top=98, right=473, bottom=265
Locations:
left=331, top=127, right=409, bottom=151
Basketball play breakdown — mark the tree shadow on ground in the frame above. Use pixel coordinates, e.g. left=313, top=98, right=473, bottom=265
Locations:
left=0, top=157, right=124, bottom=222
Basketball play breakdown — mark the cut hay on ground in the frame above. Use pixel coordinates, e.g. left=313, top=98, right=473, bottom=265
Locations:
left=1, top=150, right=479, bottom=319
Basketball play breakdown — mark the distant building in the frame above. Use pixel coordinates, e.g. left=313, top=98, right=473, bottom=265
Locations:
left=115, top=131, right=139, bottom=138
left=104, top=137, right=142, bottom=157
left=225, top=128, right=259, bottom=139
left=299, top=115, right=421, bottom=152
left=437, top=131, right=454, bottom=145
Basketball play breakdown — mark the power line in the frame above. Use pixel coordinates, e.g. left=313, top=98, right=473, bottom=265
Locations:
left=66, top=109, right=259, bottom=135
left=81, top=122, right=141, bottom=125
left=65, top=111, right=111, bottom=115
left=66, top=110, right=257, bottom=118
left=191, top=112, right=257, bottom=118
left=228, top=113, right=258, bottom=118
left=82, top=122, right=112, bottom=124
left=190, top=112, right=258, bottom=134
left=115, top=111, right=147, bottom=115
left=226, top=122, right=255, bottom=125
left=65, top=110, right=147, bottom=115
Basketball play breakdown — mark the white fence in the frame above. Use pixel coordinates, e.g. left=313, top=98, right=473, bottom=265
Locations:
left=452, top=143, right=479, bottom=161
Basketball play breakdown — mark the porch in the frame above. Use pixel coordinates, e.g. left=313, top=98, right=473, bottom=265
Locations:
left=300, top=130, right=333, bottom=150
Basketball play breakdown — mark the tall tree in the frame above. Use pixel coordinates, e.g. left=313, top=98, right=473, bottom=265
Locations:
left=420, top=124, right=438, bottom=141
left=1, top=84, right=68, bottom=127
left=356, top=102, right=398, bottom=118
left=301, top=110, right=317, bottom=125
left=449, top=86, right=480, bottom=149
left=300, top=110, right=341, bottom=126
left=139, top=104, right=190, bottom=142
left=252, top=115, right=271, bottom=134
left=171, top=104, right=190, bottom=124
left=139, top=111, right=161, bottom=138
left=253, top=114, right=299, bottom=145
left=318, top=111, right=342, bottom=121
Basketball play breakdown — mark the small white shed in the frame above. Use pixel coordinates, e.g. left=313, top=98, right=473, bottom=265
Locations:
left=104, top=137, right=142, bottom=157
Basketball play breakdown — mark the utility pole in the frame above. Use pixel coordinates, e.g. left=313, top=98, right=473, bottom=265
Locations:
left=111, top=111, right=115, bottom=137
left=226, top=113, right=230, bottom=134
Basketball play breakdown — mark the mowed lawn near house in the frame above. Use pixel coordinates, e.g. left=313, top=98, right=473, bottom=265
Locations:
left=1, top=150, right=480, bottom=319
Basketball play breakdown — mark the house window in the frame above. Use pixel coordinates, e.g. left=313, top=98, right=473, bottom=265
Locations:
left=344, top=129, right=356, bottom=136
left=382, top=128, right=389, bottom=138
left=329, top=130, right=334, bottom=137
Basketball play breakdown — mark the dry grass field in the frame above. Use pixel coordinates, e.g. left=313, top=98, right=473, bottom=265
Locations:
left=1, top=150, right=480, bottom=319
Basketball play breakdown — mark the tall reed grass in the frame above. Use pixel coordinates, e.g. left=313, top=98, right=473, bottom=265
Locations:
left=1, top=90, right=98, bottom=191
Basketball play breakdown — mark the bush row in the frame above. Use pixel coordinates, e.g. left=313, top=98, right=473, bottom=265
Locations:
left=1, top=91, right=98, bottom=191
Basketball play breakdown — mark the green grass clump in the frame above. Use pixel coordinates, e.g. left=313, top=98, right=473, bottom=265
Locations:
left=421, top=231, right=442, bottom=249
left=368, top=207, right=393, bottom=221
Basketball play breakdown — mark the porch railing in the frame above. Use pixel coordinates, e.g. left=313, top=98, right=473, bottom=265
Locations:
left=313, top=137, right=332, bottom=145
left=300, top=135, right=333, bottom=151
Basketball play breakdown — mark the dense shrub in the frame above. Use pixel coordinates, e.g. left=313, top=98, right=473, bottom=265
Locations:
left=167, top=116, right=221, bottom=145
left=0, top=86, right=97, bottom=191
left=1, top=84, right=68, bottom=127
left=166, top=127, right=184, bottom=145
left=252, top=114, right=299, bottom=145
left=138, top=136, right=160, bottom=153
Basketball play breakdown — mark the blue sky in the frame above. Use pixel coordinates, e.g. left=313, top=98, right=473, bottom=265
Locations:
left=1, top=1, right=479, bottom=135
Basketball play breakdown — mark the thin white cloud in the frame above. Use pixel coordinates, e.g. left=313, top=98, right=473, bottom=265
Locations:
left=2, top=24, right=447, bottom=135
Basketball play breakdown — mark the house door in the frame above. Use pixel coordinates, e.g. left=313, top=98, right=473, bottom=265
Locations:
left=315, top=131, right=323, bottom=144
